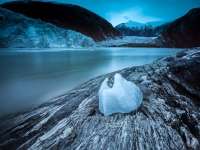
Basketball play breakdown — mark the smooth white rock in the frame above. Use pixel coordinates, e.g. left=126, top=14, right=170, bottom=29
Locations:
left=99, top=73, right=143, bottom=116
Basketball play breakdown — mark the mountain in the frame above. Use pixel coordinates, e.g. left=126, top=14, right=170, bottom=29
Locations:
left=116, top=20, right=165, bottom=37
left=116, top=7, right=200, bottom=48
left=116, top=21, right=145, bottom=28
left=146, top=21, right=164, bottom=27
left=1, top=1, right=120, bottom=41
left=160, top=8, right=200, bottom=48
left=0, top=48, right=199, bottom=149
left=0, top=8, right=95, bottom=48
left=116, top=21, right=164, bottom=28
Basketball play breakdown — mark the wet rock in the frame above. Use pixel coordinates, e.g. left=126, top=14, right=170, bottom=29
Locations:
left=0, top=48, right=200, bottom=150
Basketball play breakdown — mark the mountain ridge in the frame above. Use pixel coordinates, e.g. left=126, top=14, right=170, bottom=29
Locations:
left=160, top=7, right=200, bottom=48
left=116, top=20, right=164, bottom=28
left=115, top=20, right=165, bottom=37
left=0, top=7, right=95, bottom=48
left=1, top=1, right=120, bottom=41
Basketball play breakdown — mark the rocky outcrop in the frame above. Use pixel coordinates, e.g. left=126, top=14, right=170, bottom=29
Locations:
left=0, top=8, right=95, bottom=48
left=160, top=8, right=200, bottom=48
left=0, top=48, right=200, bottom=150
left=1, top=1, right=120, bottom=41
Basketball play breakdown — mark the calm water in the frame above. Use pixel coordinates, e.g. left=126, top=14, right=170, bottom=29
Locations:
left=0, top=47, right=181, bottom=116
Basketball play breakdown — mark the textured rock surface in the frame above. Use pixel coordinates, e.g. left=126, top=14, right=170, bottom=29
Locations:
left=1, top=1, right=120, bottom=41
left=0, top=48, right=200, bottom=150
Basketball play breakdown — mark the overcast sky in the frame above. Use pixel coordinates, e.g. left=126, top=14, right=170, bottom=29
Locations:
left=1, top=0, right=200, bottom=26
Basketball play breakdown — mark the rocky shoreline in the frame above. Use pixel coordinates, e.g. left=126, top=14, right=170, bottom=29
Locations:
left=0, top=48, right=200, bottom=150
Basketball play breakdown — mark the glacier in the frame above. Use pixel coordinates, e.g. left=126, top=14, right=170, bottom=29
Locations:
left=99, top=73, right=143, bottom=116
left=98, top=36, right=157, bottom=47
left=0, top=8, right=96, bottom=48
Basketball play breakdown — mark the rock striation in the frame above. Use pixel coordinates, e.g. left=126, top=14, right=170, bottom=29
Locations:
left=0, top=48, right=200, bottom=150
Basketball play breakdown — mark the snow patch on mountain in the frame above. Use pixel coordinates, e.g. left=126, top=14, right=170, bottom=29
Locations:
left=98, top=36, right=157, bottom=47
left=146, top=21, right=164, bottom=27
left=116, top=21, right=145, bottom=28
left=116, top=20, right=164, bottom=28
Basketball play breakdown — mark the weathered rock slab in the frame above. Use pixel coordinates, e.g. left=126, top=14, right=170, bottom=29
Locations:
left=0, top=48, right=200, bottom=150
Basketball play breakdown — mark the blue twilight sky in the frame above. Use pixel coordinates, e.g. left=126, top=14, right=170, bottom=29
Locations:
left=1, top=0, right=200, bottom=26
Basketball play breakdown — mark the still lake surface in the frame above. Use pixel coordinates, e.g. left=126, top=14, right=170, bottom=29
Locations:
left=0, top=47, right=181, bottom=116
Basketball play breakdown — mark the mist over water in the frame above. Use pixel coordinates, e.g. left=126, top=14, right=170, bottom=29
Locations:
left=0, top=47, right=181, bottom=116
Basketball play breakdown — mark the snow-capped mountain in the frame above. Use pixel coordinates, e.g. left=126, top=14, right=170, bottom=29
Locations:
left=116, top=20, right=164, bottom=29
left=146, top=21, right=164, bottom=27
left=0, top=8, right=96, bottom=48
left=116, top=20, right=165, bottom=37
left=116, top=21, right=145, bottom=28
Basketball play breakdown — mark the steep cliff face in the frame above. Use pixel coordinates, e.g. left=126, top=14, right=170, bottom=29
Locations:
left=0, top=48, right=199, bottom=150
left=160, top=8, right=200, bottom=48
left=0, top=8, right=95, bottom=48
left=1, top=1, right=120, bottom=41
